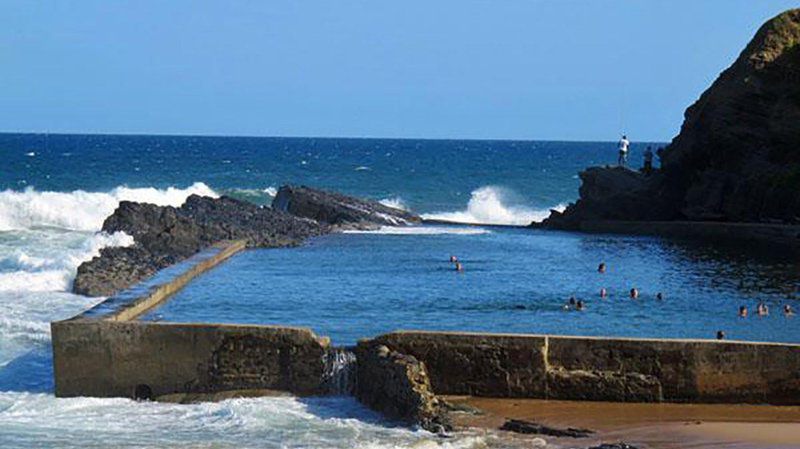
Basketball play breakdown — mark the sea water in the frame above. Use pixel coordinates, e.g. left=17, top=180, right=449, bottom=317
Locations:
left=0, top=133, right=797, bottom=448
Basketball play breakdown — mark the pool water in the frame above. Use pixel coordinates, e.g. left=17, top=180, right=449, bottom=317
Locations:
left=142, top=226, right=800, bottom=345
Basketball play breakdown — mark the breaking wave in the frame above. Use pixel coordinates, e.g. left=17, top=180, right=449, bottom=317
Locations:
left=0, top=182, right=217, bottom=232
left=0, top=231, right=134, bottom=293
left=421, top=186, right=565, bottom=226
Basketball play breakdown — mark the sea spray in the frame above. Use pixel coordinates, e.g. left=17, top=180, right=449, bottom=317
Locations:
left=0, top=182, right=217, bottom=232
left=322, top=347, right=357, bottom=395
left=421, top=186, right=565, bottom=226
left=378, top=197, right=408, bottom=211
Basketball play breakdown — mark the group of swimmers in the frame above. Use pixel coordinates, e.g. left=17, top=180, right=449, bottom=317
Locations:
left=563, top=262, right=663, bottom=311
left=738, top=303, right=795, bottom=318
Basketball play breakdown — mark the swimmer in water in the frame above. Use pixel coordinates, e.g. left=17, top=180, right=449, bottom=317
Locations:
left=739, top=306, right=748, bottom=318
left=564, top=296, right=577, bottom=310
left=656, top=292, right=663, bottom=301
left=757, top=302, right=769, bottom=316
left=576, top=300, right=585, bottom=311
left=785, top=304, right=795, bottom=316
left=598, top=262, right=606, bottom=273
left=630, top=288, right=639, bottom=299
left=600, top=288, right=607, bottom=298
left=716, top=330, right=726, bottom=340
left=450, top=255, right=458, bottom=263
left=454, top=262, right=464, bottom=272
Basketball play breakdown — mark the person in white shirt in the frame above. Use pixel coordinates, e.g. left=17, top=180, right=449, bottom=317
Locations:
left=618, top=135, right=630, bottom=166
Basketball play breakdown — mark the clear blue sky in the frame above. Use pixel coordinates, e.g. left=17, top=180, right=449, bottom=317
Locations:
left=1, top=1, right=796, bottom=141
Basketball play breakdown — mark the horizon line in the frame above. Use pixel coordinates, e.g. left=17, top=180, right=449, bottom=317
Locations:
left=0, top=129, right=673, bottom=145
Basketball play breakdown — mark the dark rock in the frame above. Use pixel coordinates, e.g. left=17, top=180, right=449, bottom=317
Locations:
left=541, top=9, right=800, bottom=227
left=589, top=444, right=639, bottom=449
left=74, top=195, right=327, bottom=297
left=273, top=185, right=421, bottom=229
left=499, top=419, right=594, bottom=438
left=355, top=342, right=452, bottom=434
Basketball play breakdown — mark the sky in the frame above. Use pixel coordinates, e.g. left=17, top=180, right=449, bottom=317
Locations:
left=1, top=0, right=797, bottom=141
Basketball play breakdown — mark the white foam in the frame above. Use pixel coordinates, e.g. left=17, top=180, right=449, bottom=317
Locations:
left=421, top=186, right=565, bottom=226
left=344, top=226, right=490, bottom=236
left=0, top=231, right=133, bottom=293
left=263, top=186, right=278, bottom=197
left=0, top=393, right=493, bottom=448
left=378, top=197, right=408, bottom=211
left=0, top=182, right=216, bottom=232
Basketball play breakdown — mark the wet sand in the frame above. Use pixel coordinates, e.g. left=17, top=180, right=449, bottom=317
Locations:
left=446, top=396, right=800, bottom=449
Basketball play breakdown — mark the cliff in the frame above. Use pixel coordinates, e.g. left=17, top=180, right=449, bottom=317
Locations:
left=543, top=9, right=800, bottom=228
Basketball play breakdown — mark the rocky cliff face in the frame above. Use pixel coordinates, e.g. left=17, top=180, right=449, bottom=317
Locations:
left=543, top=9, right=800, bottom=228
left=74, top=187, right=414, bottom=297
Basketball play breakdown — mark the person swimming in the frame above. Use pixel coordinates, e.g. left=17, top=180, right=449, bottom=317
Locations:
left=785, top=304, right=795, bottom=316
left=630, top=288, right=639, bottom=299
left=600, top=288, right=607, bottom=298
left=450, top=255, right=458, bottom=263
left=598, top=262, right=606, bottom=274
left=716, top=330, right=726, bottom=340
left=739, top=306, right=748, bottom=318
left=564, top=296, right=577, bottom=310
left=757, top=302, right=769, bottom=316
left=576, top=300, right=585, bottom=311
left=656, top=292, right=663, bottom=301
left=454, top=262, right=464, bottom=272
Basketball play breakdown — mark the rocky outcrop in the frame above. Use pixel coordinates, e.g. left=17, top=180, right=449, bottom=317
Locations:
left=355, top=342, right=451, bottom=433
left=74, top=187, right=421, bottom=297
left=273, top=185, right=421, bottom=229
left=74, top=195, right=327, bottom=297
left=542, top=9, right=800, bottom=228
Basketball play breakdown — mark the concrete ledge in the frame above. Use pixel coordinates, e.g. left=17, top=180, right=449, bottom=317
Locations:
left=51, top=320, right=329, bottom=398
left=72, top=240, right=246, bottom=322
left=373, top=331, right=800, bottom=405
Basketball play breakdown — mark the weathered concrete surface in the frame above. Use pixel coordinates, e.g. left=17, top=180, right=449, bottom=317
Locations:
left=355, top=341, right=451, bottom=432
left=51, top=321, right=329, bottom=398
left=373, top=332, right=548, bottom=398
left=373, top=331, right=800, bottom=405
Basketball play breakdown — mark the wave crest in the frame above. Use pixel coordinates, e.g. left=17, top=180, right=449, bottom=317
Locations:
left=0, top=182, right=217, bottom=232
left=421, top=186, right=565, bottom=226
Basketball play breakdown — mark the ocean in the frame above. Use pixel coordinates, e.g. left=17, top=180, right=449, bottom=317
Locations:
left=0, top=133, right=797, bottom=448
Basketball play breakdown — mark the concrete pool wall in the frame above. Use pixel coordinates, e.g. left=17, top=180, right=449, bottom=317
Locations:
left=52, top=240, right=331, bottom=399
left=52, top=241, right=800, bottom=405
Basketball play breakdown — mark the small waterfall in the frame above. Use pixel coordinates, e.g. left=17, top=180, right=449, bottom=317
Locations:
left=322, top=347, right=357, bottom=395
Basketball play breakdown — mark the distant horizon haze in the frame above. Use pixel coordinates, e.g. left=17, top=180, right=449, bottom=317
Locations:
left=1, top=1, right=796, bottom=141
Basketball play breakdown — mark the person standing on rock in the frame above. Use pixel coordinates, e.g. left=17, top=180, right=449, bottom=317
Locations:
left=643, top=146, right=654, bottom=174
left=618, top=135, right=630, bottom=167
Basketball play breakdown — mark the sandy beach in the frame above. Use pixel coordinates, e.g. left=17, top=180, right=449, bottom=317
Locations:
left=447, top=396, right=800, bottom=449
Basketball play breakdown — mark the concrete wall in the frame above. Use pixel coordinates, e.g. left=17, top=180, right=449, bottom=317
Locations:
left=52, top=320, right=329, bottom=398
left=52, top=239, right=332, bottom=399
left=373, top=331, right=800, bottom=405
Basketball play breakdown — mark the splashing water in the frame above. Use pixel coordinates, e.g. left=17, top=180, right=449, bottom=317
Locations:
left=422, top=186, right=565, bottom=226
left=322, top=348, right=358, bottom=396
